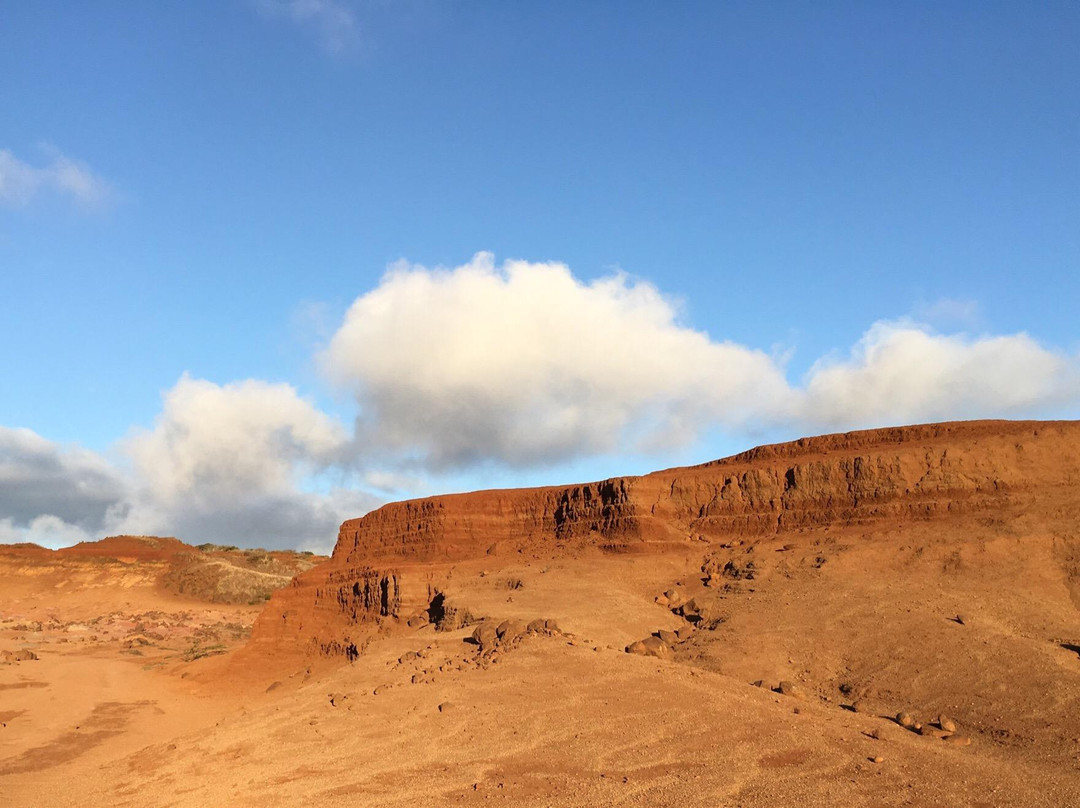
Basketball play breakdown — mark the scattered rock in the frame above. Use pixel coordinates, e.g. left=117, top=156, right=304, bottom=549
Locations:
left=431, top=594, right=474, bottom=632
left=329, top=692, right=347, bottom=707
left=0, top=649, right=38, bottom=664
left=778, top=681, right=807, bottom=700
left=896, top=712, right=916, bottom=728
left=626, top=636, right=671, bottom=659
left=265, top=681, right=282, bottom=693
left=943, top=734, right=971, bottom=747
left=654, top=594, right=670, bottom=607
left=399, top=651, right=418, bottom=664
left=851, top=699, right=865, bottom=714
left=438, top=701, right=454, bottom=713
left=939, top=715, right=957, bottom=733
left=496, top=619, right=526, bottom=642
left=919, top=725, right=950, bottom=739
left=471, top=622, right=499, bottom=651
left=956, top=614, right=973, bottom=626
left=679, top=598, right=720, bottom=627
left=871, top=756, right=884, bottom=764
left=657, top=629, right=678, bottom=646
left=543, top=619, right=561, bottom=633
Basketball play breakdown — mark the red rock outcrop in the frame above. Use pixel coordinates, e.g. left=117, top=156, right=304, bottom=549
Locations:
left=249, top=420, right=1080, bottom=658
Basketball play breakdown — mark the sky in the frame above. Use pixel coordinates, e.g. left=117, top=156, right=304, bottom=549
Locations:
left=1, top=1, right=1078, bottom=553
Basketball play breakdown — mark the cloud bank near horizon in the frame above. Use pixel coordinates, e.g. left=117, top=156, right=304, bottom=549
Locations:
left=3, top=253, right=1077, bottom=550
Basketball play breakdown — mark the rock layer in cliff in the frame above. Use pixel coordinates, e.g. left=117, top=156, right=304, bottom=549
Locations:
left=250, top=419, right=1080, bottom=658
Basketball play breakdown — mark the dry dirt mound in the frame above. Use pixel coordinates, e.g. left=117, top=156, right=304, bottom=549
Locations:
left=0, top=535, right=327, bottom=607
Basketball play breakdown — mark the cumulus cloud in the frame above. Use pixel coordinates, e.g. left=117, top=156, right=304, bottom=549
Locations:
left=322, top=252, right=792, bottom=468
left=0, top=378, right=380, bottom=550
left=124, top=374, right=347, bottom=508
left=321, top=253, right=1080, bottom=469
left=0, top=515, right=98, bottom=548
left=256, top=0, right=360, bottom=54
left=800, top=322, right=1080, bottom=428
left=117, top=375, right=375, bottom=549
left=0, top=146, right=110, bottom=208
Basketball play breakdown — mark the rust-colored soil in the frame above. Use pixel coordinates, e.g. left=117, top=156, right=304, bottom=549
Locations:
left=3, top=420, right=1080, bottom=806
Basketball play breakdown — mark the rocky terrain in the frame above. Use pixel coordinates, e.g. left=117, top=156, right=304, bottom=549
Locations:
left=3, top=420, right=1080, bottom=806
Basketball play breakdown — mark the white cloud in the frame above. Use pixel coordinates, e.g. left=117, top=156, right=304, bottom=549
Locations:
left=321, top=254, right=1080, bottom=469
left=911, top=297, right=981, bottom=328
left=124, top=374, right=347, bottom=507
left=0, top=515, right=97, bottom=549
left=0, top=378, right=380, bottom=550
left=322, top=252, right=792, bottom=468
left=115, top=375, right=376, bottom=547
left=800, top=321, right=1080, bottom=428
left=0, top=146, right=110, bottom=208
left=256, top=0, right=360, bottom=54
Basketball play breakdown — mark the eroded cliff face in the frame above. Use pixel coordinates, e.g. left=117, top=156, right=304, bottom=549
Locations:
left=248, top=420, right=1080, bottom=658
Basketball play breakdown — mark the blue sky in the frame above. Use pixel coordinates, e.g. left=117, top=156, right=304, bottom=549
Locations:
left=1, top=1, right=1078, bottom=551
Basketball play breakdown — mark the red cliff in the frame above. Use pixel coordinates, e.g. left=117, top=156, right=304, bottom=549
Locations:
left=248, top=420, right=1080, bottom=659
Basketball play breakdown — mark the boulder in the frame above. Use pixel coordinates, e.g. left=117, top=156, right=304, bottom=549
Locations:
left=657, top=629, right=678, bottom=646
left=778, top=681, right=807, bottom=700
left=625, top=636, right=671, bottom=659
left=496, top=619, right=526, bottom=642
left=471, top=622, right=498, bottom=651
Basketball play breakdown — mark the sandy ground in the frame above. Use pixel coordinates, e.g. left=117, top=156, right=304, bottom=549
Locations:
left=4, top=511, right=1080, bottom=806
